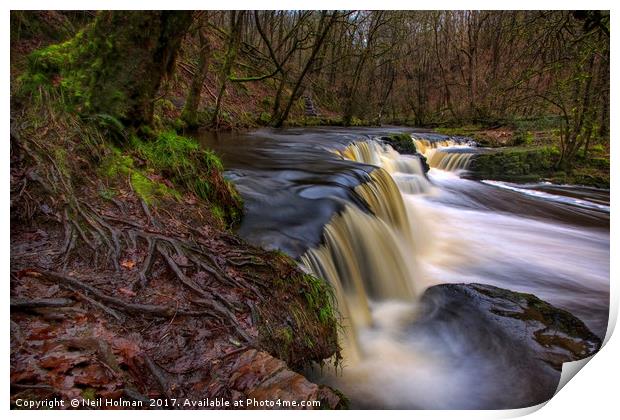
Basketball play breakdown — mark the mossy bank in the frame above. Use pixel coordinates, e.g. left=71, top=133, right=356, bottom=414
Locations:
left=11, top=15, right=344, bottom=408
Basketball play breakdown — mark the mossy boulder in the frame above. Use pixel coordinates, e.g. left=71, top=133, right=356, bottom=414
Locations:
left=380, top=133, right=430, bottom=172
left=468, top=146, right=559, bottom=182
left=380, top=133, right=417, bottom=154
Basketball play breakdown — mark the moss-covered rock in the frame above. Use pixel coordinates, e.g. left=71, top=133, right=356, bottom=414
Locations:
left=380, top=133, right=430, bottom=172
left=380, top=133, right=417, bottom=154
left=257, top=267, right=341, bottom=371
left=468, top=146, right=559, bottom=182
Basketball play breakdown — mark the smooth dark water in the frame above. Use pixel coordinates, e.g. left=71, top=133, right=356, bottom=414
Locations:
left=199, top=127, right=412, bottom=256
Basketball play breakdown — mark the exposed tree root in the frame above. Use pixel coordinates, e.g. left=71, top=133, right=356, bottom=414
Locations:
left=19, top=269, right=220, bottom=319
left=10, top=98, right=342, bottom=407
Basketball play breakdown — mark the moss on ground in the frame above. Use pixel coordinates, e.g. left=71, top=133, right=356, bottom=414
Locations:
left=95, top=131, right=243, bottom=225
left=256, top=262, right=341, bottom=370
left=99, top=147, right=179, bottom=205
left=130, top=131, right=242, bottom=226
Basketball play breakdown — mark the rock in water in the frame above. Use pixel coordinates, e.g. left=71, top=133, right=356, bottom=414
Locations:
left=227, top=350, right=345, bottom=409
left=379, top=134, right=430, bottom=172
left=410, top=283, right=602, bottom=409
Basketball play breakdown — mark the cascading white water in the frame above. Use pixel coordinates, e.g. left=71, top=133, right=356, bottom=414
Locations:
left=302, top=140, right=432, bottom=362
left=202, top=128, right=608, bottom=408
left=412, top=136, right=474, bottom=172
left=303, top=136, right=608, bottom=408
left=338, top=139, right=434, bottom=195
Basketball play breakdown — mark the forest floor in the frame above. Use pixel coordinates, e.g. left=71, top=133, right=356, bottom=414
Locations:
left=9, top=98, right=345, bottom=409
left=10, top=15, right=345, bottom=409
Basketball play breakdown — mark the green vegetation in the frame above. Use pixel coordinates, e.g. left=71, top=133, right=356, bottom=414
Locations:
left=436, top=123, right=609, bottom=188
left=257, top=268, right=341, bottom=370
left=19, top=11, right=192, bottom=128
left=469, top=147, right=560, bottom=182
left=469, top=145, right=609, bottom=188
left=97, top=131, right=243, bottom=225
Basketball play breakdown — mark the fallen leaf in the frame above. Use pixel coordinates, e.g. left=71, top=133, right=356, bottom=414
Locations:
left=39, top=352, right=90, bottom=374
left=118, top=288, right=136, bottom=297
left=120, top=259, right=136, bottom=269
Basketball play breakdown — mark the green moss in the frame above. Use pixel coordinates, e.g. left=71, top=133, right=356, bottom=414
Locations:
left=435, top=125, right=482, bottom=137
left=99, top=148, right=134, bottom=178
left=99, top=147, right=179, bottom=204
left=380, top=133, right=417, bottom=154
left=257, top=269, right=341, bottom=370
left=258, top=112, right=271, bottom=125
left=19, top=29, right=99, bottom=110
left=210, top=204, right=225, bottom=225
left=130, top=131, right=243, bottom=226
left=81, top=387, right=97, bottom=401
left=300, top=273, right=337, bottom=328
left=469, top=146, right=560, bottom=181
left=18, top=12, right=193, bottom=127
left=513, top=130, right=535, bottom=146
left=53, top=148, right=70, bottom=178
left=130, top=171, right=178, bottom=204
left=277, top=326, right=294, bottom=347
left=98, top=187, right=116, bottom=200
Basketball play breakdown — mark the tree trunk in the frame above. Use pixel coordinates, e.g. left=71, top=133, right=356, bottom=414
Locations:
left=182, top=27, right=211, bottom=128
left=82, top=11, right=193, bottom=128
left=211, top=11, right=244, bottom=128
left=272, top=12, right=338, bottom=127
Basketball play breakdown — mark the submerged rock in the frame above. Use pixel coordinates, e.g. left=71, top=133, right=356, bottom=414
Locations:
left=410, top=283, right=602, bottom=409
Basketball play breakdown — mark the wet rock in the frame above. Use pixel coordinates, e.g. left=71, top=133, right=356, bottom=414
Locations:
left=228, top=349, right=345, bottom=409
left=410, top=283, right=602, bottom=409
left=380, top=134, right=430, bottom=172
left=467, top=146, right=559, bottom=182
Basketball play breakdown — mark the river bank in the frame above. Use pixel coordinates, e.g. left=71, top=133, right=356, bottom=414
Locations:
left=10, top=36, right=347, bottom=407
left=434, top=125, right=610, bottom=188
left=10, top=11, right=609, bottom=410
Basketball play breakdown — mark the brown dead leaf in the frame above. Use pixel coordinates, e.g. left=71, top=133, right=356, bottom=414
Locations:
left=120, top=259, right=136, bottom=269
left=73, top=364, right=112, bottom=387
left=118, top=288, right=137, bottom=297
left=39, top=352, right=90, bottom=374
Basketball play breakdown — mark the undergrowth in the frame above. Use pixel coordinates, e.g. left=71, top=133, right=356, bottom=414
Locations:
left=129, top=131, right=243, bottom=226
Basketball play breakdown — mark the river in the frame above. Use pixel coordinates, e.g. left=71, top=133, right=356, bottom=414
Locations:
left=199, top=126, right=609, bottom=409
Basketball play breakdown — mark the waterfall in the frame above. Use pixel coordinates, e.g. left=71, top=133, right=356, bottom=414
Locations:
left=412, top=137, right=474, bottom=172
left=426, top=150, right=473, bottom=171
left=301, top=139, right=428, bottom=361
left=338, top=139, right=433, bottom=195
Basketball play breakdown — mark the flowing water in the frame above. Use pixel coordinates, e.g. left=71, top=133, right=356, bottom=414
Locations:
left=412, top=137, right=477, bottom=172
left=199, top=127, right=609, bottom=409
